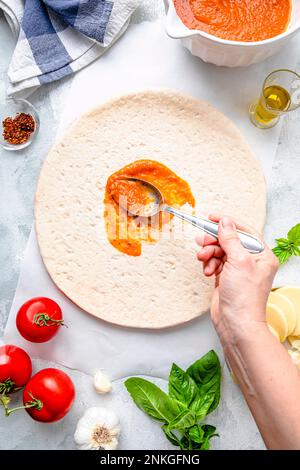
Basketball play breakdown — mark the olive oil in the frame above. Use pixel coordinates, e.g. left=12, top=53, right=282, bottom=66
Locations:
left=254, top=85, right=291, bottom=125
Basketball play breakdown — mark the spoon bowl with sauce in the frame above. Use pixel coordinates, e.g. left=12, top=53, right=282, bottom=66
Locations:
left=112, top=177, right=264, bottom=254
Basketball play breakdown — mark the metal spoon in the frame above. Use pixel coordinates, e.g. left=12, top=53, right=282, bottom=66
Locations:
left=115, top=177, right=264, bottom=254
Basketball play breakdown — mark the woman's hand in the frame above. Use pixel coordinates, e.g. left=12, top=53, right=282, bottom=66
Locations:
left=196, top=215, right=279, bottom=342
left=196, top=215, right=300, bottom=450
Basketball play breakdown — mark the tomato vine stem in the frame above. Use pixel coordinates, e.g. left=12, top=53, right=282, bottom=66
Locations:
left=33, top=313, right=65, bottom=327
left=0, top=379, right=15, bottom=395
left=2, top=392, right=43, bottom=416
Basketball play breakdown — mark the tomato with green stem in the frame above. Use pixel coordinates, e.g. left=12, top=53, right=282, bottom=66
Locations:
left=0, top=345, right=32, bottom=395
left=5, top=368, right=75, bottom=422
left=16, top=297, right=65, bottom=343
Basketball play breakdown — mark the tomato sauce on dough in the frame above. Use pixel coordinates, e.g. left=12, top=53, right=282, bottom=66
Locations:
left=174, top=0, right=291, bottom=42
left=104, top=160, right=195, bottom=256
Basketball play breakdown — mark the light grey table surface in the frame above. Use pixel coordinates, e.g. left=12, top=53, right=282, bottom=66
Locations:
left=0, top=1, right=165, bottom=336
left=1, top=0, right=300, bottom=450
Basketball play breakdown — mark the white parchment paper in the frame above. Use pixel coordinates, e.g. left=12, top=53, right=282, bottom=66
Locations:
left=3, top=18, right=300, bottom=449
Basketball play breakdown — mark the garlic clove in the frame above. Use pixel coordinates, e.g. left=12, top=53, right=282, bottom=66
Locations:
left=93, top=370, right=112, bottom=394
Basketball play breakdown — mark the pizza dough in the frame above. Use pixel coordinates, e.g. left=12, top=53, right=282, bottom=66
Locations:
left=35, top=90, right=266, bottom=329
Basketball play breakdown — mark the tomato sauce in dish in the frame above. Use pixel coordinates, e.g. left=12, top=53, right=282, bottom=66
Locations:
left=174, top=0, right=292, bottom=42
left=104, top=160, right=195, bottom=256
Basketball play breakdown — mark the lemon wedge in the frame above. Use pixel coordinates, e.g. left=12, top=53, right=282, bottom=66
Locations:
left=268, top=291, right=297, bottom=335
left=266, top=302, right=288, bottom=342
left=276, top=287, right=300, bottom=336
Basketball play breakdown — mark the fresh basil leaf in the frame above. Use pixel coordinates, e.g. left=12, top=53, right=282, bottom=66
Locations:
left=187, top=439, right=202, bottom=450
left=200, top=440, right=211, bottom=450
left=190, top=441, right=202, bottom=450
left=190, top=394, right=206, bottom=417
left=188, top=424, right=218, bottom=450
left=168, top=409, right=196, bottom=430
left=288, top=223, right=300, bottom=244
left=272, top=246, right=292, bottom=264
left=292, top=245, right=300, bottom=256
left=187, top=350, right=221, bottom=416
left=273, top=224, right=300, bottom=266
left=179, top=434, right=206, bottom=450
left=194, top=393, right=216, bottom=420
left=188, top=424, right=205, bottom=443
left=202, top=424, right=217, bottom=436
left=162, top=425, right=180, bottom=447
left=179, top=435, right=191, bottom=450
left=169, top=363, right=205, bottom=416
left=200, top=424, right=219, bottom=450
left=168, top=363, right=199, bottom=407
left=125, top=378, right=185, bottom=423
left=275, top=238, right=290, bottom=248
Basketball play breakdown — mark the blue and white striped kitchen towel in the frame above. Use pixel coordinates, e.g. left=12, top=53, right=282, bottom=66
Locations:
left=0, top=0, right=140, bottom=96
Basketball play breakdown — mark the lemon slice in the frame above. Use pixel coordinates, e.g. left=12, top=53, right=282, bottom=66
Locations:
left=268, top=291, right=297, bottom=335
left=266, top=302, right=288, bottom=342
left=268, top=324, right=280, bottom=341
left=276, top=287, right=300, bottom=336
left=288, top=335, right=300, bottom=351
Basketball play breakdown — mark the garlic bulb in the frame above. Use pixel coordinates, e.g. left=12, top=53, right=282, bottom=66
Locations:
left=93, top=370, right=112, bottom=394
left=74, top=407, right=120, bottom=450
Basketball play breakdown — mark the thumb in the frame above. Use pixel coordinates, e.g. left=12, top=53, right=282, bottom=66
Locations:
left=218, top=217, right=244, bottom=259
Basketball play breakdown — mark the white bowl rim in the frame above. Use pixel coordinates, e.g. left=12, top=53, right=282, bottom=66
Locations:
left=166, top=0, right=300, bottom=47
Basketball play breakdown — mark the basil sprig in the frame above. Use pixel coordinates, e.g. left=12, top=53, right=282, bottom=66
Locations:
left=273, top=223, right=300, bottom=265
left=125, top=350, right=221, bottom=450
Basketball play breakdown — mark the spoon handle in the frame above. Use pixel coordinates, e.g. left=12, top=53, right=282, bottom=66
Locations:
left=163, top=206, right=264, bottom=254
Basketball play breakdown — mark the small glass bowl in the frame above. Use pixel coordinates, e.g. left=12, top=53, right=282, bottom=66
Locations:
left=0, top=98, right=40, bottom=151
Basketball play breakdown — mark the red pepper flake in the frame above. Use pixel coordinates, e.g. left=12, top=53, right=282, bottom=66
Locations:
left=2, top=112, right=35, bottom=145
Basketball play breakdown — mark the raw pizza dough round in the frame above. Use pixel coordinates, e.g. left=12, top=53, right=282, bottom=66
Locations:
left=35, top=90, right=266, bottom=329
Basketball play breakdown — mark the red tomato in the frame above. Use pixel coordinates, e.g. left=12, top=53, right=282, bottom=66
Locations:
left=16, top=297, right=64, bottom=343
left=23, top=368, right=75, bottom=423
left=0, top=345, right=32, bottom=392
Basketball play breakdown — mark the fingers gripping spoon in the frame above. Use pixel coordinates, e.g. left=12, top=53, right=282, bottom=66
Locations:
left=114, top=177, right=264, bottom=254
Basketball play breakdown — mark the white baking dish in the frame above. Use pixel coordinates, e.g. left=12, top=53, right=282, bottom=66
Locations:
left=164, top=0, right=300, bottom=67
